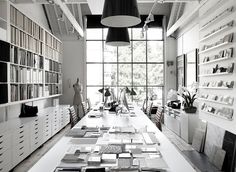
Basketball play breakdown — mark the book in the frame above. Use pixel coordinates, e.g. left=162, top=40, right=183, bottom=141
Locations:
left=0, top=84, right=8, bottom=104
left=101, top=154, right=117, bottom=163
left=0, top=62, right=7, bottom=82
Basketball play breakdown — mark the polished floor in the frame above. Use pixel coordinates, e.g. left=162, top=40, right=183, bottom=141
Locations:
left=13, top=124, right=194, bottom=172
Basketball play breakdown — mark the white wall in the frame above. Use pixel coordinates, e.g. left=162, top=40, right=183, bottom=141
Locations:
left=60, top=40, right=85, bottom=105
left=165, top=37, right=177, bottom=101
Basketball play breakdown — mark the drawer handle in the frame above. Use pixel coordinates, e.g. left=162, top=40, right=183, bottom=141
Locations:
left=35, top=127, right=38, bottom=130
left=0, top=141, right=2, bottom=144
left=19, top=130, right=24, bottom=134
left=0, top=147, right=2, bottom=150
left=35, top=119, right=38, bottom=122
left=19, top=153, right=24, bottom=156
left=19, top=140, right=24, bottom=144
left=19, top=136, right=24, bottom=139
left=20, top=146, right=24, bottom=150
left=19, top=125, right=24, bottom=129
left=0, top=136, right=2, bottom=138
left=0, top=161, right=2, bottom=163
left=35, top=136, right=38, bottom=139
left=0, top=153, right=2, bottom=156
left=35, top=123, right=38, bottom=126
left=0, top=168, right=2, bottom=171
left=35, top=142, right=38, bottom=145
left=35, top=131, right=38, bottom=134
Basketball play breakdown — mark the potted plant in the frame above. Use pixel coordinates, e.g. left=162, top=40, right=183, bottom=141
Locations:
left=181, top=90, right=197, bottom=113
left=178, top=84, right=198, bottom=113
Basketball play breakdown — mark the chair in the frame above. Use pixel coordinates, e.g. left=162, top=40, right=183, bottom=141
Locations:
left=146, top=101, right=153, bottom=118
left=81, top=101, right=89, bottom=116
left=151, top=106, right=164, bottom=131
left=68, top=106, right=80, bottom=128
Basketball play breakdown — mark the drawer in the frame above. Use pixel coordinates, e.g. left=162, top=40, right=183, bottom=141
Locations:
left=12, top=140, right=30, bottom=166
left=0, top=135, right=11, bottom=154
left=0, top=162, right=11, bottom=172
left=0, top=149, right=11, bottom=169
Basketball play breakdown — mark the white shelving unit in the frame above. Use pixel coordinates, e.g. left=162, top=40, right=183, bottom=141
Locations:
left=0, top=1, right=63, bottom=107
left=198, top=0, right=236, bottom=134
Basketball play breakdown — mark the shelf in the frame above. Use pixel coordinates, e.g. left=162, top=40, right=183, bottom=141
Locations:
left=200, top=7, right=233, bottom=31
left=199, top=86, right=233, bottom=90
left=200, top=110, right=233, bottom=121
left=198, top=72, right=233, bottom=77
left=10, top=63, right=43, bottom=70
left=0, top=94, right=62, bottom=108
left=199, top=25, right=232, bottom=42
left=10, top=24, right=44, bottom=43
left=198, top=56, right=233, bottom=66
left=198, top=98, right=233, bottom=106
left=11, top=43, right=43, bottom=57
left=199, top=42, right=232, bottom=54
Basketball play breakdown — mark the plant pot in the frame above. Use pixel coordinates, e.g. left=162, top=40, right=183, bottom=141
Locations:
left=184, top=106, right=197, bottom=113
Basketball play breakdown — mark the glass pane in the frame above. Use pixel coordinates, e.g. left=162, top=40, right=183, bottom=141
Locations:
left=118, top=45, right=131, bottom=62
left=133, top=64, right=146, bottom=86
left=109, top=87, right=118, bottom=102
left=148, top=64, right=164, bottom=85
left=133, top=41, right=146, bottom=62
left=147, top=28, right=163, bottom=40
left=147, top=41, right=163, bottom=62
left=148, top=87, right=163, bottom=106
left=119, top=64, right=131, bottom=86
left=132, top=87, right=146, bottom=106
left=87, top=41, right=103, bottom=62
left=103, top=28, right=108, bottom=40
left=87, top=64, right=103, bottom=85
left=104, top=64, right=117, bottom=86
left=104, top=42, right=117, bottom=62
left=87, top=87, right=103, bottom=106
left=87, top=29, right=102, bottom=40
left=132, top=28, right=146, bottom=40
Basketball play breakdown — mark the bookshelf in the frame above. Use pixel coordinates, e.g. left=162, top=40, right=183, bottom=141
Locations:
left=198, top=0, right=236, bottom=134
left=0, top=2, right=63, bottom=106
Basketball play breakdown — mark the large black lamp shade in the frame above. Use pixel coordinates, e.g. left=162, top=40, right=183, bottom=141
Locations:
left=101, top=0, right=141, bottom=28
left=106, top=27, right=130, bottom=46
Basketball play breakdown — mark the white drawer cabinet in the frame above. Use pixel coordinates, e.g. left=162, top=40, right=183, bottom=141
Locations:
left=164, top=106, right=199, bottom=144
left=30, top=118, right=44, bottom=152
left=0, top=131, right=12, bottom=172
left=43, top=113, right=52, bottom=142
left=0, top=105, right=70, bottom=171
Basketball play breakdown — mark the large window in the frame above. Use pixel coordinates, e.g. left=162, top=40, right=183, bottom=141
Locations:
left=86, top=27, right=164, bottom=106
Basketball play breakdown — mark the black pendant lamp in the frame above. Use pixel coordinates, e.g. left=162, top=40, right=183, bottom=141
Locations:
left=101, top=0, right=141, bottom=28
left=106, top=27, right=130, bottom=46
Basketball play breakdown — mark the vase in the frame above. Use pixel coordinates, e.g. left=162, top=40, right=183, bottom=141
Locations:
left=184, top=106, right=197, bottom=113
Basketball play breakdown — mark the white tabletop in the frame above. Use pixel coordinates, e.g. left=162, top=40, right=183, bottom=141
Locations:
left=29, top=107, right=197, bottom=172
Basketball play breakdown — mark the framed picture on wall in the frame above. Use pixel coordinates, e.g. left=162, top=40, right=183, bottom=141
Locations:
left=176, top=54, right=186, bottom=90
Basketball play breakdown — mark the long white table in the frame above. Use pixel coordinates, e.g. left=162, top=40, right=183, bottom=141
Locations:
left=29, top=107, right=197, bottom=172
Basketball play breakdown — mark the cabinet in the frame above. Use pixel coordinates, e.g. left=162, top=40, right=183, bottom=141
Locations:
left=0, top=105, right=70, bottom=171
left=164, top=106, right=199, bottom=144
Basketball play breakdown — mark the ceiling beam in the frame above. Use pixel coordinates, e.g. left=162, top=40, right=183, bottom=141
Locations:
left=54, top=0, right=84, bottom=37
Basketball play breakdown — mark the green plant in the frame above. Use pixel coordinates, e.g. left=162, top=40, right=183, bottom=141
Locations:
left=181, top=90, right=197, bottom=108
